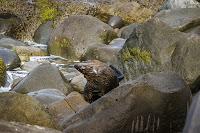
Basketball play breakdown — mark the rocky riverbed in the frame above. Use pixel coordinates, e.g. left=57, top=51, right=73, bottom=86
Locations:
left=0, top=0, right=200, bottom=132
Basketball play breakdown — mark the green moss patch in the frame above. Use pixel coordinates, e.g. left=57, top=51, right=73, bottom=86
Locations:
left=100, top=30, right=118, bottom=44
left=49, top=37, right=76, bottom=59
left=36, top=0, right=61, bottom=23
left=0, top=58, right=6, bottom=86
left=121, top=47, right=152, bottom=63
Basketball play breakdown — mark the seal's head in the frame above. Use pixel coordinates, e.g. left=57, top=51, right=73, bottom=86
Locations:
left=74, top=60, right=108, bottom=79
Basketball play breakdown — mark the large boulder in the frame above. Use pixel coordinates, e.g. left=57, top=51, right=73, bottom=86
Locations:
left=171, top=36, right=200, bottom=86
left=33, top=21, right=53, bottom=45
left=119, top=18, right=183, bottom=81
left=12, top=63, right=71, bottom=94
left=0, top=48, right=21, bottom=70
left=108, top=16, right=124, bottom=29
left=119, top=18, right=200, bottom=86
left=160, top=0, right=200, bottom=9
left=82, top=38, right=125, bottom=66
left=0, top=58, right=6, bottom=86
left=155, top=8, right=200, bottom=32
left=0, top=37, right=26, bottom=49
left=48, top=91, right=89, bottom=129
left=118, top=23, right=141, bottom=39
left=63, top=72, right=192, bottom=133
left=0, top=92, right=55, bottom=128
left=48, top=15, right=117, bottom=60
left=0, top=120, right=61, bottom=133
left=15, top=46, right=47, bottom=62
left=183, top=91, right=200, bottom=133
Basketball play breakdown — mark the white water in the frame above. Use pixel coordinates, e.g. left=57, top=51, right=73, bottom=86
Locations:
left=0, top=41, right=79, bottom=92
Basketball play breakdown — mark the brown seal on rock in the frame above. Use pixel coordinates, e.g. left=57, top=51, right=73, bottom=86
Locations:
left=74, top=60, right=119, bottom=103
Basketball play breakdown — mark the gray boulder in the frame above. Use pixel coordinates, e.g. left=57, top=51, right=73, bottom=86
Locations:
left=171, top=36, right=200, bottom=90
left=48, top=15, right=117, bottom=60
left=119, top=18, right=200, bottom=86
left=108, top=16, right=124, bottom=29
left=0, top=48, right=21, bottom=70
left=118, top=23, right=141, bottom=39
left=82, top=38, right=125, bottom=66
left=63, top=72, right=191, bottom=133
left=155, top=8, right=200, bottom=32
left=119, top=18, right=184, bottom=81
left=12, top=63, right=71, bottom=94
left=0, top=92, right=55, bottom=128
left=21, top=61, right=40, bottom=72
left=0, top=37, right=26, bottom=49
left=160, top=0, right=200, bottom=10
left=33, top=21, right=53, bottom=45
left=48, top=91, right=89, bottom=129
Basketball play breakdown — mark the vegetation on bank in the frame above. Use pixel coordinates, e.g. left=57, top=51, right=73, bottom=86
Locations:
left=36, top=0, right=61, bottom=23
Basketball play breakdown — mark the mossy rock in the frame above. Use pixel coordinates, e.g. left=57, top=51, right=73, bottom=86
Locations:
left=48, top=15, right=116, bottom=60
left=0, top=92, right=56, bottom=129
left=0, top=58, right=6, bottom=86
left=48, top=37, right=76, bottom=60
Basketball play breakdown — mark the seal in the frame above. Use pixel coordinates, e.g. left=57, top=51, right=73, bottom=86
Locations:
left=74, top=60, right=121, bottom=103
